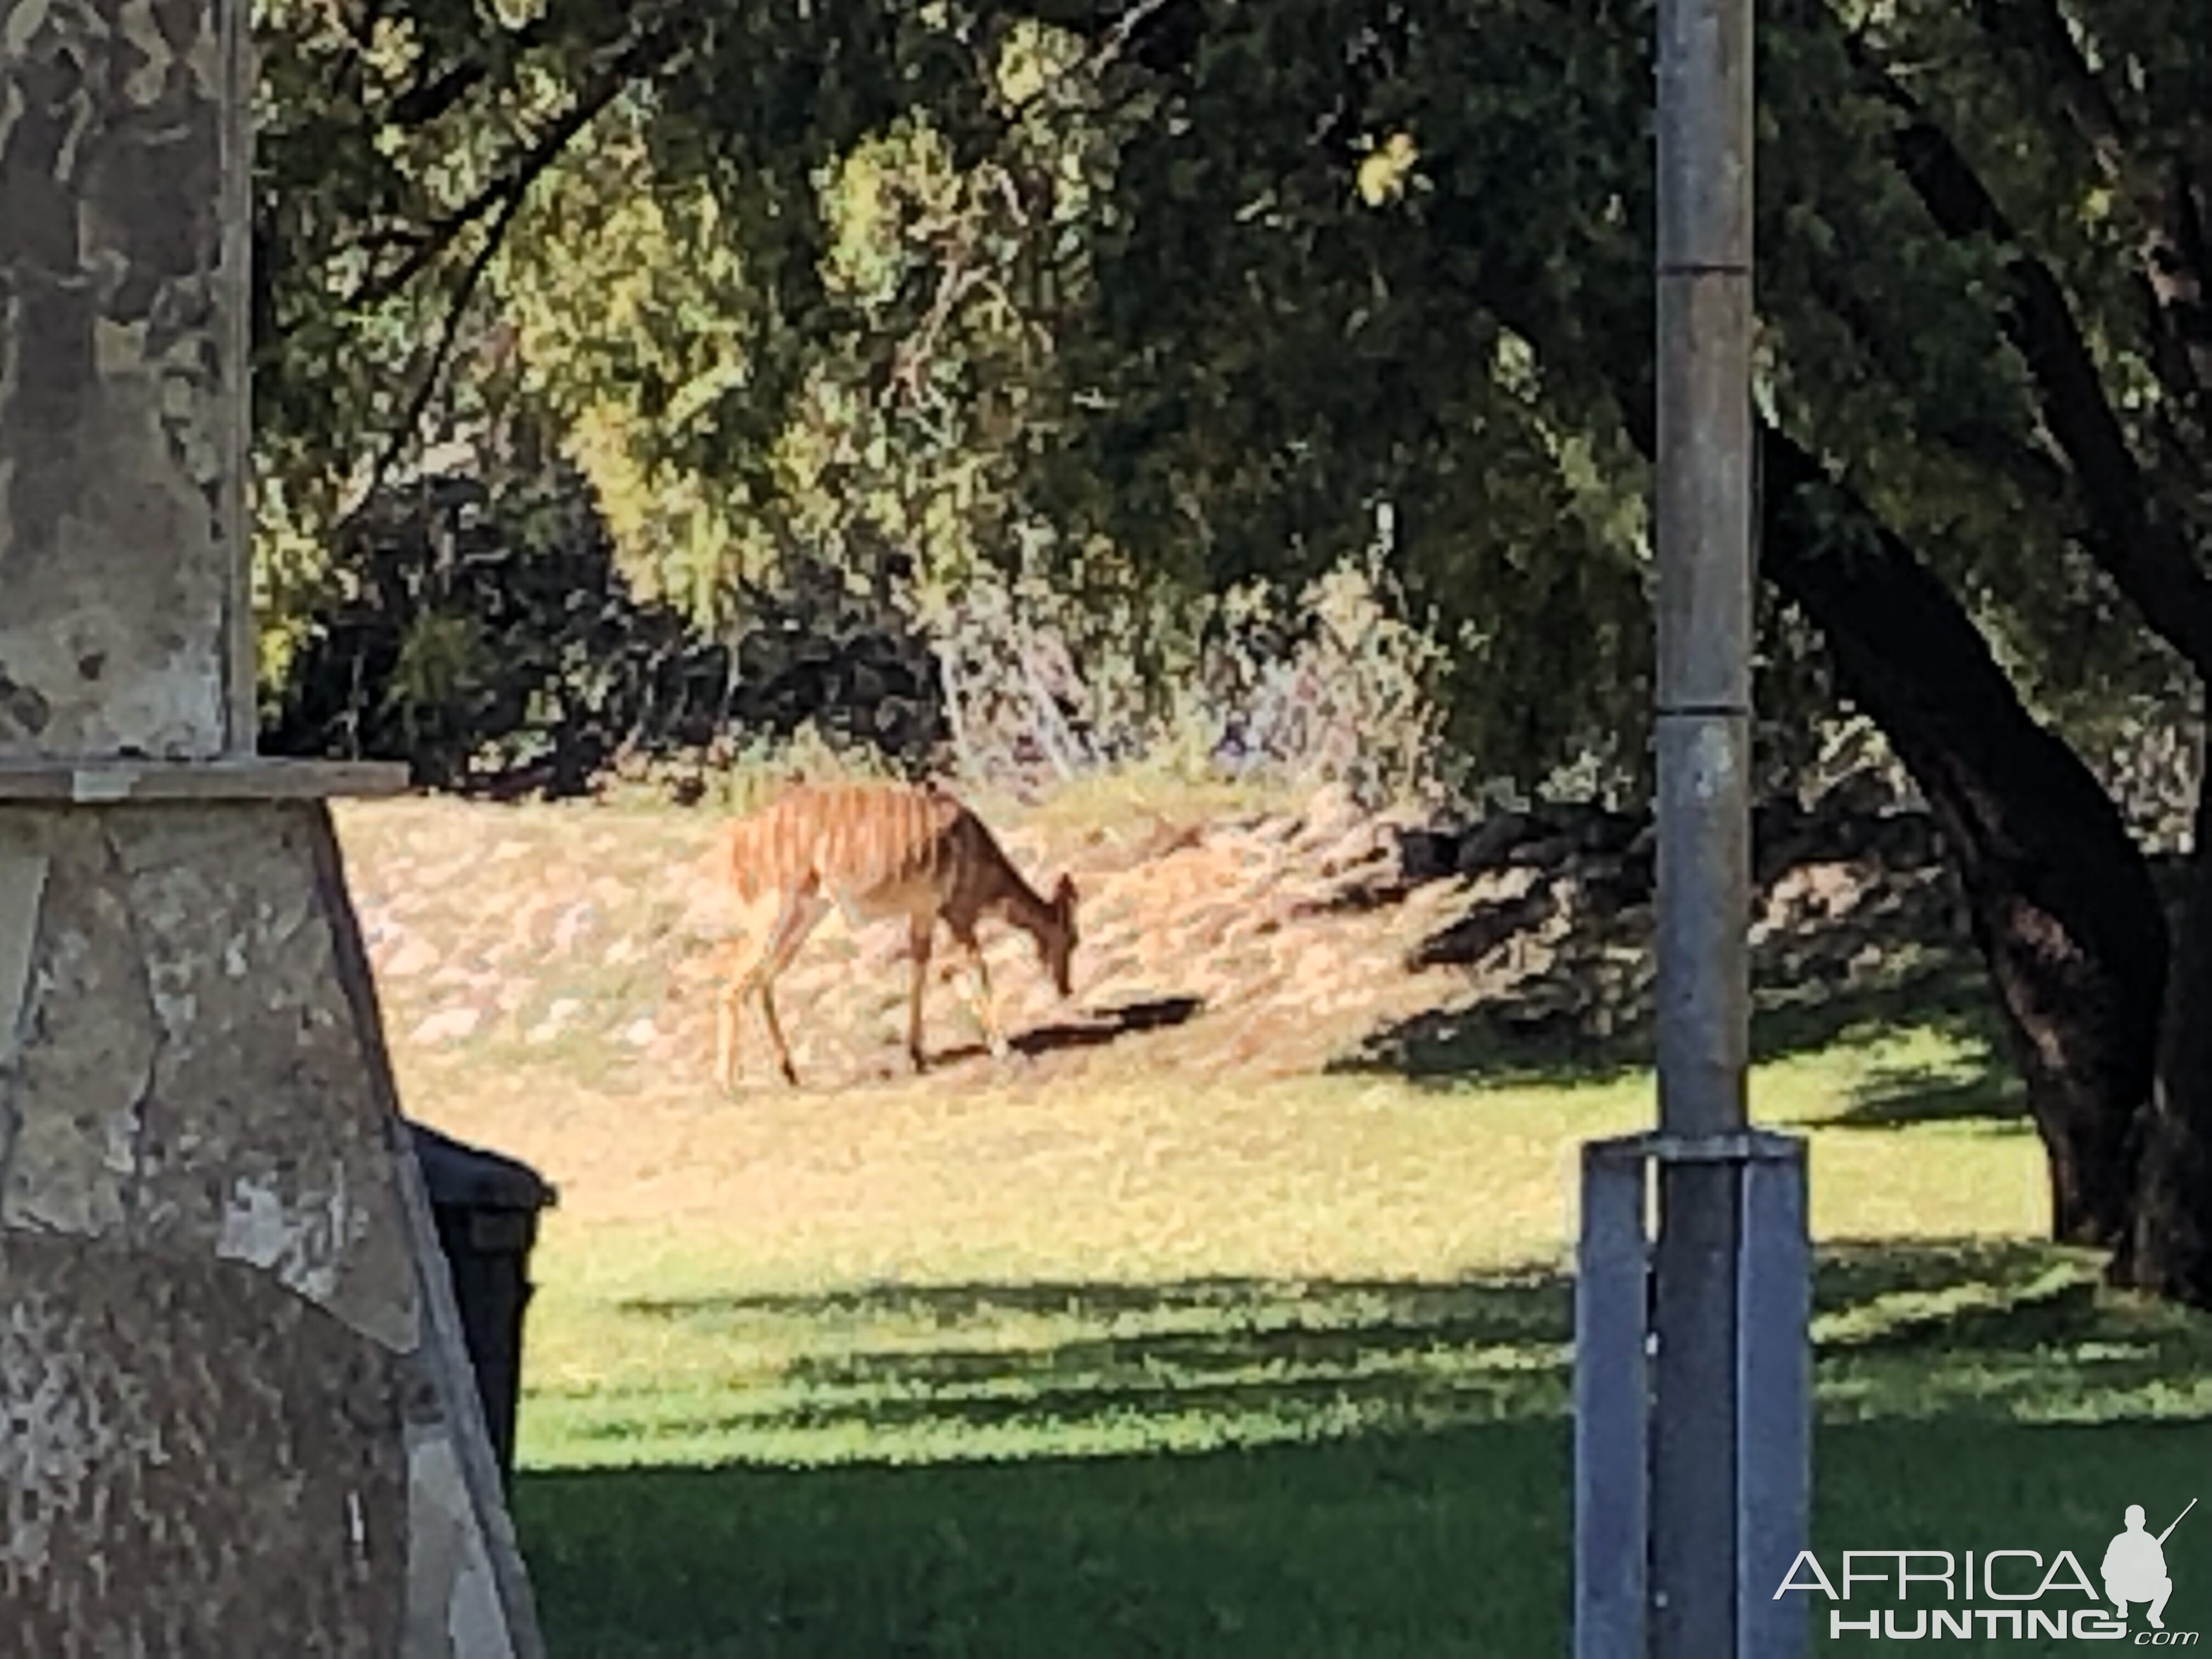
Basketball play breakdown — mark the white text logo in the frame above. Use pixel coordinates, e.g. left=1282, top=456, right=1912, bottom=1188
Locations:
left=1773, top=1499, right=2197, bottom=1645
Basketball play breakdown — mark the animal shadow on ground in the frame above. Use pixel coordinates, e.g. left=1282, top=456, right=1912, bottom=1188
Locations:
left=931, top=994, right=1206, bottom=1067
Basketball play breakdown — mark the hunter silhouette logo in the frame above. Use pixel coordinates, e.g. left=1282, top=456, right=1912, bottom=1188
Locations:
left=2106, top=1500, right=2193, bottom=1632
left=1775, top=1494, right=2201, bottom=1642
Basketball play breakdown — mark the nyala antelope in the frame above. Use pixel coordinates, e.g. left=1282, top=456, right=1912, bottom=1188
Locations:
left=709, top=780, right=1080, bottom=1091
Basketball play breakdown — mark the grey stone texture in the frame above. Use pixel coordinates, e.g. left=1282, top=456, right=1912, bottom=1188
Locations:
left=1, top=1237, right=412, bottom=1657
left=0, top=806, right=541, bottom=1657
left=0, top=0, right=254, bottom=760
left=2, top=0, right=544, bottom=1649
left=0, top=806, right=421, bottom=1344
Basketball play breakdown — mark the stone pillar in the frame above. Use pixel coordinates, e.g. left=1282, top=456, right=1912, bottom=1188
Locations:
left=0, top=4, right=544, bottom=1655
left=0, top=0, right=255, bottom=760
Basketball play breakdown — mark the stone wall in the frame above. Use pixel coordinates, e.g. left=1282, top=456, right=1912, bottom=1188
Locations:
left=0, top=804, right=540, bottom=1656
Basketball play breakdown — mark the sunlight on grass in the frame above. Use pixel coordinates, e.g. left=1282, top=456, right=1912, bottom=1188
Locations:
left=504, top=1018, right=2153, bottom=1476
left=344, top=792, right=2212, bottom=1657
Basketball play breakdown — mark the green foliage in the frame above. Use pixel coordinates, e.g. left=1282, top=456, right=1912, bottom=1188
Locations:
left=251, top=0, right=1664, bottom=798
left=251, top=0, right=2212, bottom=823
left=385, top=610, right=492, bottom=746
left=249, top=0, right=673, bottom=682
left=264, top=463, right=948, bottom=793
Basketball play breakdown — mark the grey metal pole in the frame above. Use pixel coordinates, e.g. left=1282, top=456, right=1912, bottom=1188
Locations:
left=1656, top=0, right=1753, bottom=1141
left=1652, top=0, right=1754, bottom=1656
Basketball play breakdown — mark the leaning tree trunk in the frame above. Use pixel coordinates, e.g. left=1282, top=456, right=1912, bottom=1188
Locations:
left=1874, top=731, right=2155, bottom=1248
left=1760, top=429, right=2166, bottom=1247
left=2121, top=692, right=2212, bottom=1299
left=1501, top=247, right=2171, bottom=1248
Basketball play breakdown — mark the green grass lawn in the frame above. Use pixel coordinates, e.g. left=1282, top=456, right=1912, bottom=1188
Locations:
left=485, top=989, right=2212, bottom=1658
left=517, top=1419, right=2212, bottom=1659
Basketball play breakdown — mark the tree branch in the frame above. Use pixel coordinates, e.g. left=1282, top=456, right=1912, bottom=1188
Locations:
left=345, top=183, right=532, bottom=528
left=1851, top=40, right=2212, bottom=674
left=1801, top=265, right=2071, bottom=511
left=1087, top=0, right=1181, bottom=73
left=1960, top=1, right=2212, bottom=428
left=1969, top=0, right=2129, bottom=168
left=345, top=20, right=682, bottom=312
left=384, top=15, right=560, bottom=131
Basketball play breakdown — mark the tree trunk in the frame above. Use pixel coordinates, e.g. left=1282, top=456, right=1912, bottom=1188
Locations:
left=1898, top=743, right=2154, bottom=1247
left=2121, top=695, right=2212, bottom=1299
left=1759, top=430, right=2165, bottom=1245
left=1499, top=234, right=2172, bottom=1246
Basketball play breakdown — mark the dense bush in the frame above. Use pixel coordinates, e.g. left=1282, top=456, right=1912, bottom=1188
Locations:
left=261, top=464, right=944, bottom=795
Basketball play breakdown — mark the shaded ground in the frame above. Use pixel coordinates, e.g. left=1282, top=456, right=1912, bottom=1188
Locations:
left=510, top=1237, right=2212, bottom=1657
left=516, top=1413, right=2212, bottom=1659
left=540, top=1239, right=2212, bottom=1461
